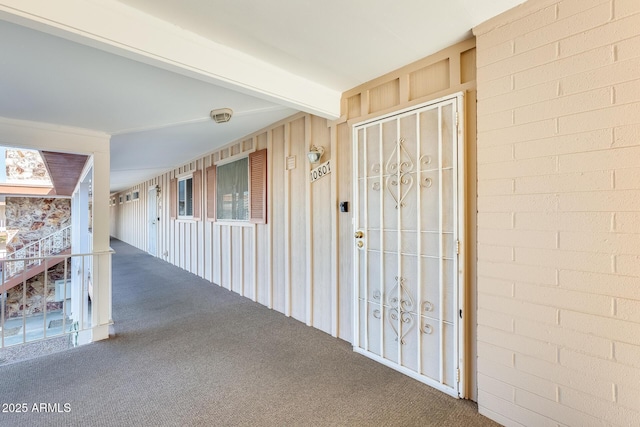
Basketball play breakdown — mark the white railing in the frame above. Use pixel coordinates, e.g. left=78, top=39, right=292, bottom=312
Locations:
left=0, top=250, right=112, bottom=349
left=3, top=225, right=71, bottom=279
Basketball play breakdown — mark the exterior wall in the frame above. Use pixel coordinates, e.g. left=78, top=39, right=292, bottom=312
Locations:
left=5, top=148, right=50, bottom=185
left=474, top=0, right=640, bottom=425
left=112, top=38, right=478, bottom=397
left=5, top=197, right=71, bottom=252
left=112, top=113, right=333, bottom=332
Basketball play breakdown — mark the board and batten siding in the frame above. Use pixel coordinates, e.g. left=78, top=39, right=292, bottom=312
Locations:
left=112, top=113, right=332, bottom=332
left=112, top=38, right=478, bottom=397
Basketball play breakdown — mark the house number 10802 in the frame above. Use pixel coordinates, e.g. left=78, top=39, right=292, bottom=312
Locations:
left=310, top=160, right=331, bottom=183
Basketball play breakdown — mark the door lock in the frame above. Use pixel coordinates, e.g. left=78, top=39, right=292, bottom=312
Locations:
left=354, top=230, right=364, bottom=239
left=357, top=241, right=364, bottom=248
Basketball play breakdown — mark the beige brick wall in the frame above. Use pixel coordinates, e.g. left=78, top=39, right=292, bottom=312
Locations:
left=474, top=0, right=640, bottom=425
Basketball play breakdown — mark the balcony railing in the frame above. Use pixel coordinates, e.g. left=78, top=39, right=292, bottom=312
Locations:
left=3, top=225, right=71, bottom=279
left=0, top=250, right=111, bottom=349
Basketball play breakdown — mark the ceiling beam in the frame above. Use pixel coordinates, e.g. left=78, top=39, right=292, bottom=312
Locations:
left=0, top=184, right=55, bottom=196
left=0, top=0, right=341, bottom=120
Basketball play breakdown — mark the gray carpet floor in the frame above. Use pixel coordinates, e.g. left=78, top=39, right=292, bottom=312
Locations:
left=0, top=238, right=499, bottom=427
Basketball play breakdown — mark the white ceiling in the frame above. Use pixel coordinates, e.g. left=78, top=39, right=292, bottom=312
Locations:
left=0, top=0, right=526, bottom=193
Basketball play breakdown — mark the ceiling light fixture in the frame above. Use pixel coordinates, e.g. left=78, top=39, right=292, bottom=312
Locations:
left=210, top=108, right=233, bottom=123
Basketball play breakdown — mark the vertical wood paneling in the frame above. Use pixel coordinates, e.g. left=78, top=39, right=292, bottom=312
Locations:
left=409, top=59, right=450, bottom=100
left=305, top=115, right=313, bottom=327
left=221, top=225, right=230, bottom=289
left=289, top=117, right=307, bottom=322
left=232, top=226, right=243, bottom=294
left=336, top=122, right=353, bottom=342
left=215, top=224, right=221, bottom=285
left=283, top=121, right=292, bottom=317
left=310, top=115, right=332, bottom=334
left=172, top=172, right=178, bottom=266
left=192, top=169, right=202, bottom=221
left=252, top=225, right=258, bottom=302
left=369, top=79, right=400, bottom=113
left=169, top=178, right=177, bottom=220
left=265, top=130, right=274, bottom=309
left=347, top=94, right=361, bottom=119
left=460, top=48, right=476, bottom=84
left=204, top=217, right=212, bottom=282
left=178, top=221, right=184, bottom=269
left=205, top=165, right=217, bottom=221
left=271, top=125, right=286, bottom=313
left=330, top=123, right=339, bottom=337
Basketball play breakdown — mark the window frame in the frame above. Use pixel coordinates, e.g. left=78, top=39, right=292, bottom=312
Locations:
left=214, top=155, right=250, bottom=223
left=177, top=174, right=194, bottom=220
left=207, top=148, right=267, bottom=225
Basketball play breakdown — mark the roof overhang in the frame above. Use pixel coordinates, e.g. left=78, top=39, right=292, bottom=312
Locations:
left=0, top=0, right=341, bottom=120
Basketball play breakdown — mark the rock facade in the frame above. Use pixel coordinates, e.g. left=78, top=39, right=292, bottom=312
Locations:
left=4, top=260, right=69, bottom=319
left=5, top=198, right=71, bottom=252
left=5, top=148, right=50, bottom=184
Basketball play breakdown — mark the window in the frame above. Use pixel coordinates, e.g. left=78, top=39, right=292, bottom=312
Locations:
left=119, top=195, right=123, bottom=204
left=170, top=170, right=201, bottom=221
left=125, top=192, right=131, bottom=202
left=132, top=190, right=140, bottom=200
left=216, top=158, right=248, bottom=221
left=206, top=149, right=266, bottom=224
left=178, top=176, right=193, bottom=218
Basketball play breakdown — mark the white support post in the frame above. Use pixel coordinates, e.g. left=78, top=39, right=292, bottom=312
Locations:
left=91, top=149, right=113, bottom=341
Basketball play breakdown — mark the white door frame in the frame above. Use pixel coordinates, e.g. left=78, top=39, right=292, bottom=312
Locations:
left=351, top=92, right=466, bottom=398
left=148, top=186, right=158, bottom=256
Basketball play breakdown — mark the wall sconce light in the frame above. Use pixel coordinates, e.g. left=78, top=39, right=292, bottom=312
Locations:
left=307, top=145, right=325, bottom=164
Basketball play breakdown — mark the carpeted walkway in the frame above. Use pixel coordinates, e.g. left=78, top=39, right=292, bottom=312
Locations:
left=0, top=238, right=499, bottom=426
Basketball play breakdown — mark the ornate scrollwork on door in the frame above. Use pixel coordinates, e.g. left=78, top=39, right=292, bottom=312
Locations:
left=384, top=137, right=415, bottom=209
left=388, top=276, right=415, bottom=312
left=387, top=276, right=416, bottom=344
left=386, top=173, right=414, bottom=209
left=388, top=309, right=415, bottom=345
left=421, top=322, right=433, bottom=335
left=385, top=138, right=414, bottom=174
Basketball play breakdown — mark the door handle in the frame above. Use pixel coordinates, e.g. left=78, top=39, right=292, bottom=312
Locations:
left=354, top=230, right=364, bottom=239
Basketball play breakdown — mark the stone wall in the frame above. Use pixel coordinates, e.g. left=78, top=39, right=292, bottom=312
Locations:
left=6, top=198, right=71, bottom=252
left=5, top=148, right=50, bottom=184
left=4, top=260, right=69, bottom=319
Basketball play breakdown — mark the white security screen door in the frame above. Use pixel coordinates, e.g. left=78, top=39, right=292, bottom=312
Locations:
left=353, top=93, right=465, bottom=397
